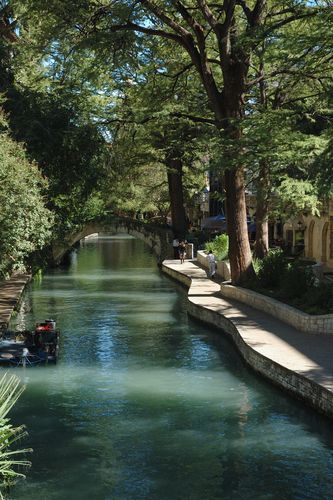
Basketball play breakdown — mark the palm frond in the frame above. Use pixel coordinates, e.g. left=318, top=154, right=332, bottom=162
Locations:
left=0, top=373, right=31, bottom=498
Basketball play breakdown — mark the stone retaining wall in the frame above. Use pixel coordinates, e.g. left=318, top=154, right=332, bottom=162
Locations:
left=162, top=263, right=333, bottom=419
left=220, top=283, right=333, bottom=335
left=0, top=274, right=31, bottom=329
left=162, top=265, right=191, bottom=288
left=186, top=298, right=333, bottom=418
left=197, top=250, right=333, bottom=334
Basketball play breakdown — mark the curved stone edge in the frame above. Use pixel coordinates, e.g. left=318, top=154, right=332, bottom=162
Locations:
left=197, top=248, right=333, bottom=334
left=162, top=263, right=333, bottom=420
left=220, top=283, right=333, bottom=335
left=0, top=274, right=32, bottom=329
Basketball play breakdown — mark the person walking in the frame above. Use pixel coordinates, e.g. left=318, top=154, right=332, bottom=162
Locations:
left=172, top=237, right=179, bottom=259
left=178, top=240, right=187, bottom=264
left=207, top=250, right=216, bottom=278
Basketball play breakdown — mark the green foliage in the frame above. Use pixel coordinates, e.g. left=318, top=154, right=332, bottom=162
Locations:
left=255, top=250, right=314, bottom=296
left=279, top=261, right=315, bottom=300
left=274, top=177, right=321, bottom=218
left=2, top=84, right=110, bottom=240
left=205, top=234, right=229, bottom=261
left=311, top=131, right=333, bottom=197
left=252, top=257, right=262, bottom=276
left=0, top=374, right=31, bottom=496
left=296, top=282, right=333, bottom=315
left=256, top=249, right=287, bottom=288
left=6, top=89, right=108, bottom=189
left=0, top=120, right=54, bottom=277
left=251, top=250, right=331, bottom=314
left=4, top=0, right=333, bottom=279
left=101, top=125, right=170, bottom=217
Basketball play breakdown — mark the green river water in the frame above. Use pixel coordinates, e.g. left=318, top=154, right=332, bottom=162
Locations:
left=8, top=235, right=333, bottom=499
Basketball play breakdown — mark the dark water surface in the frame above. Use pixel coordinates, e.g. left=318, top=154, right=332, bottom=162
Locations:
left=9, top=236, right=333, bottom=499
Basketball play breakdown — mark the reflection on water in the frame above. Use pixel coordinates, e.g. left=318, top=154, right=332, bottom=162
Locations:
left=9, top=236, right=333, bottom=499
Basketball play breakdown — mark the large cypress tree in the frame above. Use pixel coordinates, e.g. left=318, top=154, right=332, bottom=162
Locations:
left=13, top=0, right=331, bottom=282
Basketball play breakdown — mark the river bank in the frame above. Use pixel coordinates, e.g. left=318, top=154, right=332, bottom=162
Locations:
left=162, top=258, right=333, bottom=420
left=0, top=274, right=31, bottom=329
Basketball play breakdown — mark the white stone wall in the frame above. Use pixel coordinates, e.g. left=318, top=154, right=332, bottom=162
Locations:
left=220, top=283, right=333, bottom=334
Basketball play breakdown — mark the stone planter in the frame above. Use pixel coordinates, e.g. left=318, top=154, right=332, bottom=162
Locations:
left=220, top=283, right=333, bottom=335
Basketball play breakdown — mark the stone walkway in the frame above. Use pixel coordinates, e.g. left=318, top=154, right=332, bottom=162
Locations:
left=162, top=259, right=333, bottom=418
left=0, top=274, right=31, bottom=329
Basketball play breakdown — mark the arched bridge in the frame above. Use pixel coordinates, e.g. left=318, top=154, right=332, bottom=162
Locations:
left=52, top=215, right=174, bottom=265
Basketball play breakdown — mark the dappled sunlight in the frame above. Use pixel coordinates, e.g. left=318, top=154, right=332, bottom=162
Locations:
left=17, top=365, right=243, bottom=403
left=43, top=272, right=161, bottom=282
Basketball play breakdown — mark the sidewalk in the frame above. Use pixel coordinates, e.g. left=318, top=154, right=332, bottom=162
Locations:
left=0, top=274, right=31, bottom=329
left=162, top=259, right=333, bottom=419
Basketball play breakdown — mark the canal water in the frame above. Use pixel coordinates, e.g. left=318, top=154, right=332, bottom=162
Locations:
left=9, top=236, right=333, bottom=499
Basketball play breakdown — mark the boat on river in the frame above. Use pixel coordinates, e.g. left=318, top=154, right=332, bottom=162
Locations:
left=0, top=319, right=59, bottom=367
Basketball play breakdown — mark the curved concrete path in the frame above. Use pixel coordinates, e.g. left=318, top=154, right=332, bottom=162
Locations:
left=162, top=259, right=333, bottom=419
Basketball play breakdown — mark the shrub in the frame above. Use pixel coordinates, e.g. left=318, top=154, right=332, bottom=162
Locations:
left=248, top=248, right=333, bottom=314
left=0, top=127, right=54, bottom=278
left=252, top=257, right=263, bottom=275
left=205, top=234, right=229, bottom=261
left=256, top=249, right=287, bottom=288
left=279, top=261, right=315, bottom=299
left=300, top=282, right=333, bottom=314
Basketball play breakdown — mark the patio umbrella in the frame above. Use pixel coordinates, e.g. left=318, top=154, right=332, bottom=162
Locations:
left=201, top=215, right=227, bottom=231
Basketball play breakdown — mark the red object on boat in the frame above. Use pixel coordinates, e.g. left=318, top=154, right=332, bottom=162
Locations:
left=35, top=324, right=53, bottom=332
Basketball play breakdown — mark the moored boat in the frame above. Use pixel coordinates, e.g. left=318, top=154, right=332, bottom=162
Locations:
left=0, top=319, right=59, bottom=367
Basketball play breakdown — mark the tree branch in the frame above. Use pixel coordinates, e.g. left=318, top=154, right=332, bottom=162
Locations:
left=281, top=91, right=326, bottom=107
left=222, top=0, right=236, bottom=35
left=236, top=0, right=252, bottom=23
left=197, top=0, right=219, bottom=29
left=99, top=111, right=220, bottom=128
left=171, top=111, right=222, bottom=126
left=105, top=20, right=184, bottom=45
left=251, top=0, right=266, bottom=26
left=171, top=0, right=207, bottom=57
left=140, top=0, right=192, bottom=39
left=263, top=10, right=319, bottom=38
left=139, top=0, right=205, bottom=82
left=156, top=63, right=194, bottom=79
left=247, top=68, right=333, bottom=88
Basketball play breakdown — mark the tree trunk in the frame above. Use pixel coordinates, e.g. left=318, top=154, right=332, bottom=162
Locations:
left=254, top=204, right=269, bottom=258
left=220, top=47, right=255, bottom=284
left=225, top=166, right=255, bottom=285
left=166, top=155, right=187, bottom=239
left=209, top=174, right=224, bottom=216
left=254, top=59, right=270, bottom=259
left=254, top=160, right=270, bottom=259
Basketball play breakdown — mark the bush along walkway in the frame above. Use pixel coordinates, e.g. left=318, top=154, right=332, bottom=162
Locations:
left=162, top=259, right=333, bottom=420
left=0, top=274, right=31, bottom=329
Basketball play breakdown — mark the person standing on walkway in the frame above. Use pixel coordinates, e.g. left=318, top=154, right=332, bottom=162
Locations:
left=207, top=250, right=216, bottom=278
left=179, top=240, right=187, bottom=264
left=172, top=237, right=179, bottom=259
